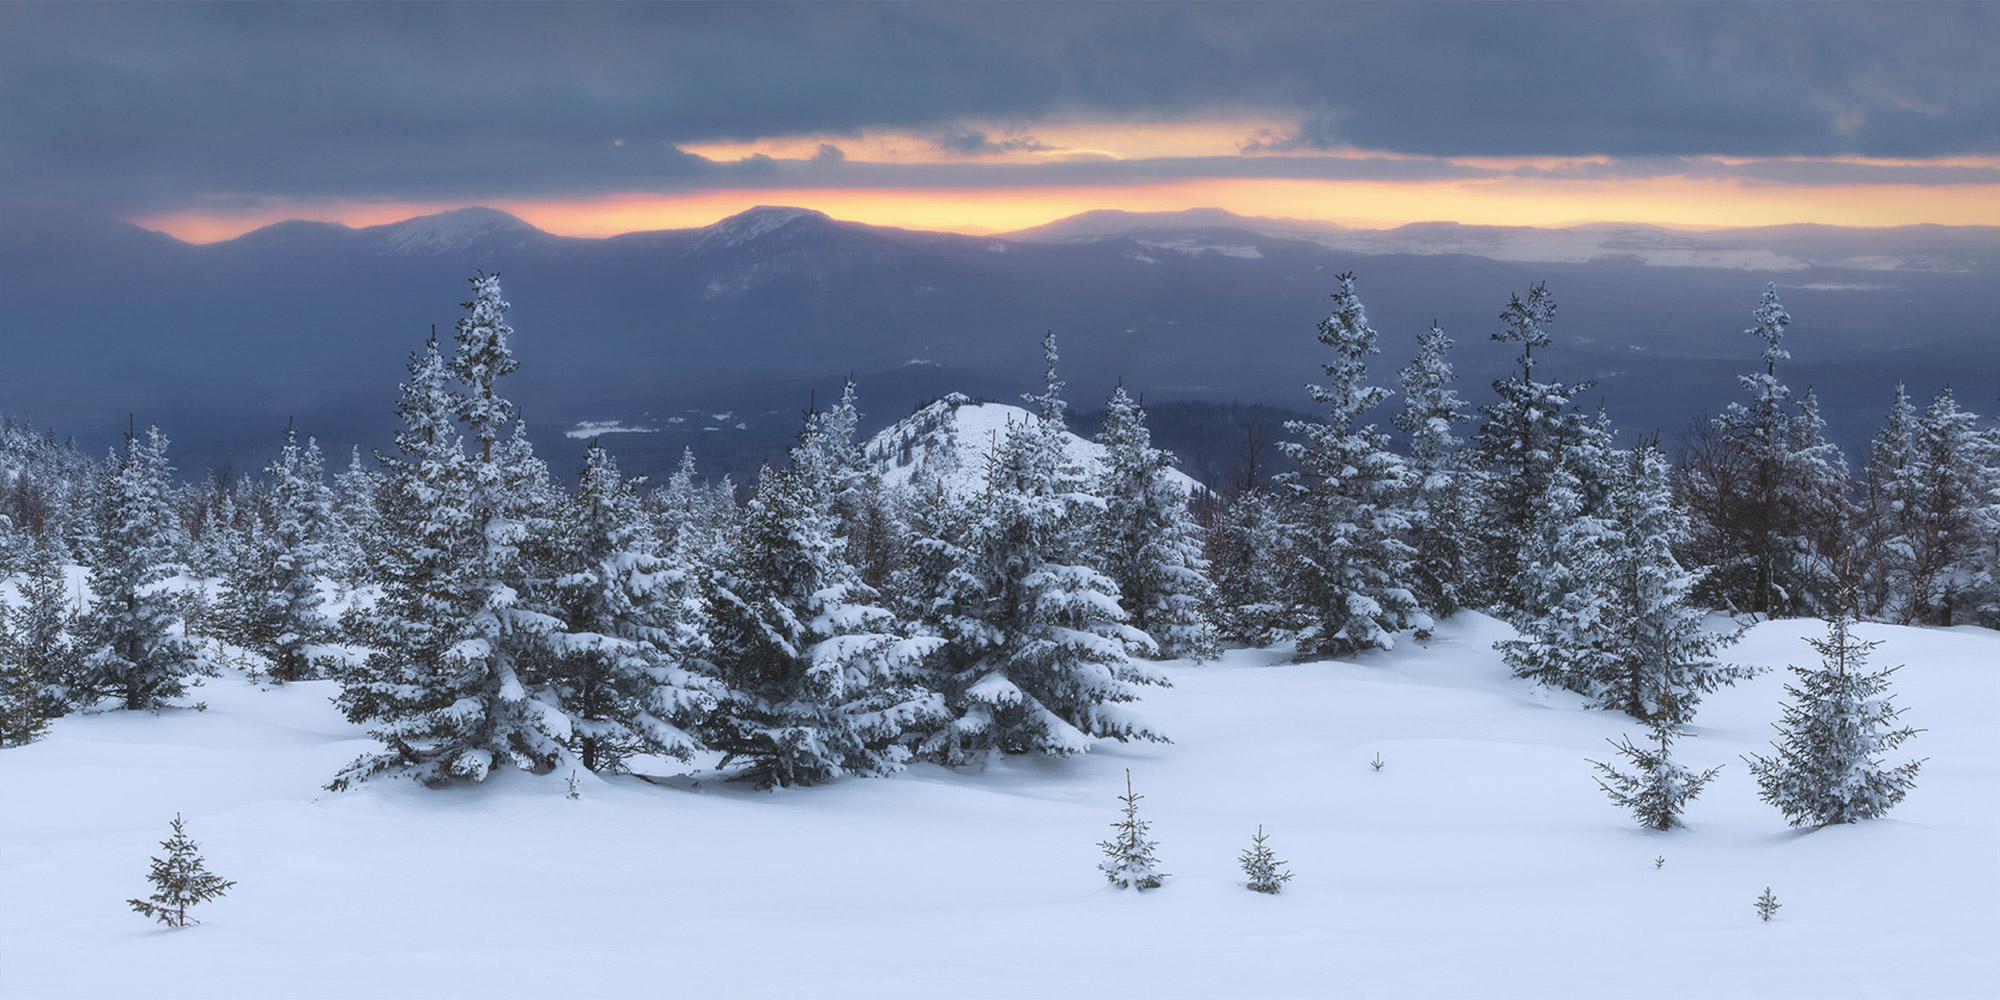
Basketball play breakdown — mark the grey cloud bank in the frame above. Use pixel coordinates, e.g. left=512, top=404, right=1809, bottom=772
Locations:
left=3, top=1, right=1995, bottom=215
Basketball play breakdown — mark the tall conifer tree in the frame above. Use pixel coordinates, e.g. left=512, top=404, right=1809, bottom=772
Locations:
left=77, top=426, right=207, bottom=710
left=1093, top=384, right=1217, bottom=660
left=1277, top=274, right=1419, bottom=657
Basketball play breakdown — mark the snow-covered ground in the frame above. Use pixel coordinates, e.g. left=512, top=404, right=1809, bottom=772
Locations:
left=2, top=613, right=1994, bottom=999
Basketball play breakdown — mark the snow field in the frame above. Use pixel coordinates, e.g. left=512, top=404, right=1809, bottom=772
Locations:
left=1, top=613, right=1994, bottom=998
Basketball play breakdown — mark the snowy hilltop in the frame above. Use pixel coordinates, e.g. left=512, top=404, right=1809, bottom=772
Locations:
left=863, top=392, right=1207, bottom=498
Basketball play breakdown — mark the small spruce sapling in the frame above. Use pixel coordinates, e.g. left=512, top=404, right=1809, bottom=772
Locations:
left=1744, top=612, right=1924, bottom=827
left=1588, top=718, right=1722, bottom=830
left=1756, top=887, right=1781, bottom=922
left=127, top=814, right=236, bottom=928
left=1239, top=825, right=1294, bottom=894
left=1369, top=752, right=1385, bottom=772
left=1098, top=769, right=1165, bottom=890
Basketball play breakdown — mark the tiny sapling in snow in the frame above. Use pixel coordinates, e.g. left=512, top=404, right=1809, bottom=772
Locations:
left=1098, top=769, right=1165, bottom=890
left=1370, top=752, right=1384, bottom=772
left=566, top=770, right=581, bottom=800
left=1654, top=855, right=1667, bottom=869
left=127, top=814, right=236, bottom=928
left=1239, top=825, right=1294, bottom=894
left=1756, top=887, right=1781, bottom=922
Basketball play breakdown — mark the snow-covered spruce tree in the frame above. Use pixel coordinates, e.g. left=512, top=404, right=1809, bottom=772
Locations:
left=801, top=379, right=905, bottom=591
left=706, top=458, right=944, bottom=788
left=1503, top=444, right=1752, bottom=721
left=254, top=428, right=332, bottom=681
left=1497, top=457, right=1614, bottom=696
left=76, top=426, right=208, bottom=711
left=180, top=470, right=233, bottom=582
left=1472, top=283, right=1594, bottom=617
left=533, top=442, right=717, bottom=773
left=645, top=446, right=739, bottom=570
left=127, top=813, right=235, bottom=928
left=8, top=535, right=82, bottom=715
left=1784, top=387, right=1855, bottom=615
left=1706, top=282, right=1800, bottom=616
left=1601, top=446, right=1754, bottom=722
left=331, top=446, right=383, bottom=587
left=333, top=277, right=567, bottom=788
left=1588, top=718, right=1723, bottom=830
left=1276, top=274, right=1420, bottom=659
left=917, top=333, right=1167, bottom=762
left=1744, top=612, right=1924, bottom=827
left=1093, top=384, right=1217, bottom=661
left=1207, top=487, right=1291, bottom=646
left=1971, top=419, right=2000, bottom=630
left=0, top=606, right=52, bottom=746
left=1239, top=825, right=1293, bottom=894
left=1857, top=384, right=1921, bottom=620
left=1098, top=769, right=1165, bottom=890
left=1898, top=388, right=1995, bottom=626
left=1395, top=321, right=1476, bottom=620
left=216, top=508, right=275, bottom=651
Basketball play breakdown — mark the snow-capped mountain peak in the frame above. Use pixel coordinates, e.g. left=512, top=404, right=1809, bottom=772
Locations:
left=693, top=205, right=833, bottom=251
left=367, top=206, right=544, bottom=255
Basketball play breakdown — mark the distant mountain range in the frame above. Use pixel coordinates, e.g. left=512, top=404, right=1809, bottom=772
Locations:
left=1, top=204, right=1993, bottom=481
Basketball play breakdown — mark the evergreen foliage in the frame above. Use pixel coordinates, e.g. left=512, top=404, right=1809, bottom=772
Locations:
left=7, top=536, right=82, bottom=715
left=705, top=403, right=944, bottom=787
left=1277, top=273, right=1420, bottom=658
left=1092, top=384, right=1217, bottom=660
left=331, top=446, right=384, bottom=586
left=254, top=428, right=332, bottom=681
left=1238, top=825, right=1293, bottom=893
left=333, top=276, right=569, bottom=788
left=1207, top=488, right=1291, bottom=646
left=534, top=443, right=717, bottom=773
left=1395, top=322, right=1476, bottom=620
left=1501, top=445, right=1752, bottom=722
left=1098, top=769, right=1165, bottom=890
left=1692, top=283, right=1851, bottom=618
left=1473, top=283, right=1595, bottom=617
left=0, top=606, right=52, bottom=746
left=1588, top=719, right=1723, bottom=830
left=913, top=333, right=1167, bottom=761
left=1744, top=613, right=1924, bottom=827
left=1857, top=384, right=1921, bottom=619
left=127, top=813, right=236, bottom=928
left=1755, top=887, right=1781, bottom=922
left=1897, top=388, right=1996, bottom=625
left=77, top=426, right=209, bottom=710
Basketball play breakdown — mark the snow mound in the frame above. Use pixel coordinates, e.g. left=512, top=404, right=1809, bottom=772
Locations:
left=862, top=393, right=1206, bottom=497
left=1, top=614, right=1993, bottom=997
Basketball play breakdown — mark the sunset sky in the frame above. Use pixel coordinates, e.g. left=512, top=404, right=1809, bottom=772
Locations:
left=5, top=2, right=1997, bottom=241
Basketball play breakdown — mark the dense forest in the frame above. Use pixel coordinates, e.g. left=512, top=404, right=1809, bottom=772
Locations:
left=1, top=273, right=1991, bottom=810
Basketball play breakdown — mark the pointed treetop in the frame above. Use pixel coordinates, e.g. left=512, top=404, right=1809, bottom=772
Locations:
left=1318, top=272, right=1378, bottom=359
left=1495, top=281, right=1556, bottom=365
left=1748, top=281, right=1792, bottom=373
left=1026, top=329, right=1068, bottom=427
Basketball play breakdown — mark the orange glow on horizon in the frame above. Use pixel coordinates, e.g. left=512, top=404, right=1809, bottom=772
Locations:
left=133, top=175, right=2000, bottom=245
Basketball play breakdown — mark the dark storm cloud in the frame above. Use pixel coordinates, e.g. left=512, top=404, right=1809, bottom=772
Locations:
left=3, top=1, right=1995, bottom=215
